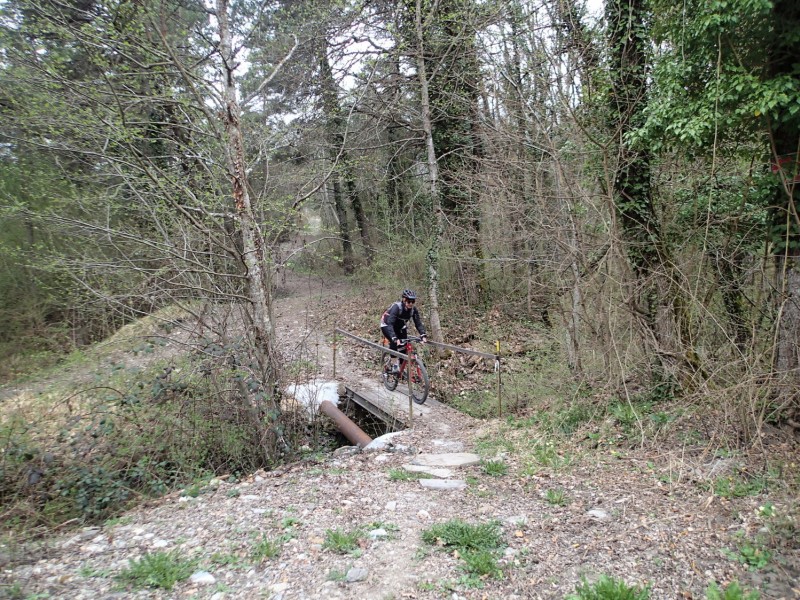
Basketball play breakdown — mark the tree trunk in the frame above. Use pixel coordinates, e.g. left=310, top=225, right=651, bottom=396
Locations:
left=318, top=40, right=356, bottom=274
left=423, top=0, right=486, bottom=302
left=331, top=177, right=355, bottom=274
left=415, top=0, right=443, bottom=344
left=216, top=0, right=279, bottom=385
left=385, top=57, right=408, bottom=222
left=346, top=175, right=373, bottom=264
left=606, top=0, right=670, bottom=370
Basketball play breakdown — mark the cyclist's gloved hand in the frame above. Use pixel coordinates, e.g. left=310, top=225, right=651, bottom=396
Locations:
left=421, top=335, right=428, bottom=343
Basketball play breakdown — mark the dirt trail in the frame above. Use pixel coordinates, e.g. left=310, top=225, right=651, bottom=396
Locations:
left=3, top=271, right=799, bottom=600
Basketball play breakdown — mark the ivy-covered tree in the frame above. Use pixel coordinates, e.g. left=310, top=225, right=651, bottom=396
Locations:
left=643, top=0, right=800, bottom=412
left=606, top=0, right=671, bottom=365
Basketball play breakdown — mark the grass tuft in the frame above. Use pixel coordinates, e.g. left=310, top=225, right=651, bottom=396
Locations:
left=461, top=549, right=503, bottom=578
left=481, top=460, right=509, bottom=477
left=323, top=527, right=363, bottom=554
left=544, top=488, right=569, bottom=506
left=116, top=549, right=197, bottom=590
left=567, top=575, right=650, bottom=600
left=250, top=535, right=281, bottom=562
left=388, top=468, right=432, bottom=481
left=421, top=519, right=503, bottom=552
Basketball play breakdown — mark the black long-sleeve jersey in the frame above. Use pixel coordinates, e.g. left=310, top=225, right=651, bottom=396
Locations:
left=380, top=301, right=426, bottom=338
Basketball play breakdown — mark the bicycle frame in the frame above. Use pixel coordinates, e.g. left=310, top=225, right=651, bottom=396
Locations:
left=381, top=336, right=430, bottom=404
left=396, top=338, right=419, bottom=375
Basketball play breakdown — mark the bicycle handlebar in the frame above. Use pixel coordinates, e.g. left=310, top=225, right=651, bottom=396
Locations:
left=398, top=336, right=426, bottom=344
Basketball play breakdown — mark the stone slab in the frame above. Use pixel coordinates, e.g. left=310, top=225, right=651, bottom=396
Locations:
left=420, top=479, right=467, bottom=490
left=364, top=431, right=407, bottom=451
left=402, top=464, right=454, bottom=478
left=411, top=453, right=480, bottom=468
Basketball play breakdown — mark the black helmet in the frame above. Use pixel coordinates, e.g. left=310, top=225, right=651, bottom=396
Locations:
left=401, top=289, right=417, bottom=301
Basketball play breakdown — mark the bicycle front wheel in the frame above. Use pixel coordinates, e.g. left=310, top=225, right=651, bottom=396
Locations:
left=382, top=352, right=398, bottom=391
left=407, top=358, right=430, bottom=404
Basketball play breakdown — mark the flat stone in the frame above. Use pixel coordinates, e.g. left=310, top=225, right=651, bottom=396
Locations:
left=402, top=464, right=454, bottom=478
left=694, top=458, right=739, bottom=480
left=364, top=432, right=406, bottom=451
left=587, top=509, right=609, bottom=520
left=420, top=479, right=467, bottom=490
left=412, top=453, right=480, bottom=468
left=346, top=567, right=369, bottom=582
left=368, top=528, right=388, bottom=539
left=190, top=571, right=216, bottom=585
left=333, top=446, right=360, bottom=458
left=432, top=439, right=464, bottom=451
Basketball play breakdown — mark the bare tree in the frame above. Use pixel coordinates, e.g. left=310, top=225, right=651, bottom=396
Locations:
left=216, top=0, right=280, bottom=384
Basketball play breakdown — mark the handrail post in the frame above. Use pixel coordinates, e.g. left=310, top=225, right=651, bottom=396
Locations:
left=495, top=340, right=502, bottom=418
left=407, top=350, right=415, bottom=425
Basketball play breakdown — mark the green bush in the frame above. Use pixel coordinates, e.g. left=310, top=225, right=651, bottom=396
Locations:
left=1, top=341, right=295, bottom=531
left=706, top=581, right=759, bottom=600
left=723, top=540, right=772, bottom=570
left=527, top=441, right=573, bottom=471
left=713, top=475, right=769, bottom=498
left=461, top=549, right=502, bottom=578
left=567, top=575, right=650, bottom=600
left=556, top=402, right=597, bottom=434
left=421, top=519, right=503, bottom=552
left=422, top=520, right=505, bottom=584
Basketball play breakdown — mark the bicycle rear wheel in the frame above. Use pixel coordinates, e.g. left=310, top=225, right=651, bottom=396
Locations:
left=381, top=352, right=398, bottom=391
left=406, top=358, right=430, bottom=404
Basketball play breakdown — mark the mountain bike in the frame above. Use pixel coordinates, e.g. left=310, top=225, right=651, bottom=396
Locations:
left=381, top=336, right=430, bottom=404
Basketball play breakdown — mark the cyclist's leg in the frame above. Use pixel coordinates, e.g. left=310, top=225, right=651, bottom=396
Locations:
left=394, top=324, right=408, bottom=346
left=394, top=324, right=408, bottom=369
left=381, top=325, right=400, bottom=371
left=380, top=325, right=395, bottom=346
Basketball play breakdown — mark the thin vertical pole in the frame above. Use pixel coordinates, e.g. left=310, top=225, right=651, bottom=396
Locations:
left=495, top=340, right=502, bottom=418
left=332, top=329, right=337, bottom=378
left=407, top=349, right=414, bottom=426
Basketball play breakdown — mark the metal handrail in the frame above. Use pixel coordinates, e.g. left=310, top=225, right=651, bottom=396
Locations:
left=332, top=327, right=505, bottom=417
left=423, top=339, right=498, bottom=360
left=333, top=329, right=411, bottom=360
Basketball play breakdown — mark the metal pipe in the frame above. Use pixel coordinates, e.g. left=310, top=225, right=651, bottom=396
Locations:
left=319, top=400, right=372, bottom=448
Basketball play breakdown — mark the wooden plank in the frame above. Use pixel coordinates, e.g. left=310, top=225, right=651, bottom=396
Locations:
left=343, top=387, right=406, bottom=430
left=342, top=385, right=439, bottom=425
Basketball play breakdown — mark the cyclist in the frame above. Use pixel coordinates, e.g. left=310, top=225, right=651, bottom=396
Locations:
left=381, top=289, right=427, bottom=373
